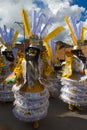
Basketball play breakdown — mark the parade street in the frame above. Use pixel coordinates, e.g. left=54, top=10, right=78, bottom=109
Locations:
left=0, top=95, right=87, bottom=130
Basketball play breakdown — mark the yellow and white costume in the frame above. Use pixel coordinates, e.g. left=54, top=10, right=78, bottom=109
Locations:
left=0, top=26, right=19, bottom=102
left=60, top=16, right=87, bottom=110
left=10, top=9, right=63, bottom=128
left=12, top=49, right=49, bottom=126
left=12, top=9, right=64, bottom=125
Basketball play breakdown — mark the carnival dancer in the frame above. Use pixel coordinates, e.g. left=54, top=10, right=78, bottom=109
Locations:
left=0, top=25, right=18, bottom=102
left=11, top=36, right=49, bottom=128
left=60, top=16, right=87, bottom=111
left=9, top=9, right=49, bottom=128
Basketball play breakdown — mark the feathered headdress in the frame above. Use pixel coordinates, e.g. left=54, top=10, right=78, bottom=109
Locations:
left=0, top=25, right=19, bottom=51
left=21, top=9, right=64, bottom=63
left=64, top=16, right=87, bottom=50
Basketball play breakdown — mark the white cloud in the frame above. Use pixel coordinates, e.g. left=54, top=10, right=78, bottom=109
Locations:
left=32, top=0, right=86, bottom=43
left=0, top=0, right=38, bottom=32
left=0, top=0, right=86, bottom=44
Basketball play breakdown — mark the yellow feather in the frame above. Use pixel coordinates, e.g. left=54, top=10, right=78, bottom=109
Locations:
left=80, top=27, right=87, bottom=44
left=43, top=26, right=64, bottom=63
left=64, top=16, right=77, bottom=45
left=43, top=26, right=64, bottom=42
left=21, top=9, right=32, bottom=38
left=43, top=40, right=53, bottom=63
left=12, top=30, right=19, bottom=47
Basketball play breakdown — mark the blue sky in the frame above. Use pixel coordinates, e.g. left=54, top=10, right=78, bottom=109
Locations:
left=0, top=0, right=87, bottom=43
left=33, top=1, right=45, bottom=8
left=33, top=0, right=87, bottom=21
left=71, top=0, right=87, bottom=9
left=70, top=0, right=87, bottom=21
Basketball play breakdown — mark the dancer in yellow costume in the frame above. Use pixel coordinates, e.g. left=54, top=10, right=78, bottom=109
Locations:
left=60, top=16, right=87, bottom=111
left=7, top=9, right=64, bottom=128
left=0, top=25, right=19, bottom=102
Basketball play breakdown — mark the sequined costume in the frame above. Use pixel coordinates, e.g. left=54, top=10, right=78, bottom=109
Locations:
left=39, top=49, right=59, bottom=96
left=0, top=25, right=19, bottom=102
left=60, top=16, right=87, bottom=110
left=12, top=43, right=49, bottom=128
left=9, top=9, right=64, bottom=128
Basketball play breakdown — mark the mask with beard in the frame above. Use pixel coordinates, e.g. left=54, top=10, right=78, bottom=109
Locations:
left=25, top=47, right=40, bottom=62
left=2, top=50, right=14, bottom=62
left=71, top=49, right=86, bottom=63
